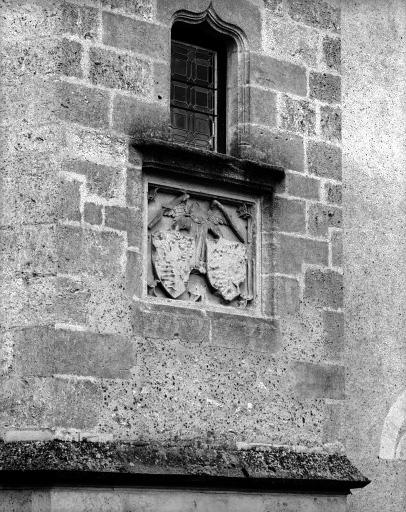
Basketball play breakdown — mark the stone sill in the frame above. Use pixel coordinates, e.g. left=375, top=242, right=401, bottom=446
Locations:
left=0, top=441, right=369, bottom=493
left=131, top=139, right=285, bottom=193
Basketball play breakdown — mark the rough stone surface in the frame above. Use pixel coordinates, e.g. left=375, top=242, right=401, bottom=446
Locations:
left=323, top=36, right=341, bottom=72
left=321, top=106, right=342, bottom=143
left=308, top=141, right=342, bottom=181
left=89, top=47, right=151, bottom=95
left=286, top=0, right=340, bottom=32
left=280, top=96, right=316, bottom=136
left=310, top=72, right=341, bottom=104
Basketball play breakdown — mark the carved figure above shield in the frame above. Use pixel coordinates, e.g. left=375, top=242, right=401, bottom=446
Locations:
left=147, top=183, right=257, bottom=309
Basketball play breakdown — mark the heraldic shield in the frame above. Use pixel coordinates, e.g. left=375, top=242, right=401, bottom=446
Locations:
left=151, top=231, right=195, bottom=298
left=206, top=238, right=247, bottom=302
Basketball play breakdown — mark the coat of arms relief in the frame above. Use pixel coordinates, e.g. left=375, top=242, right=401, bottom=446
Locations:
left=147, top=184, right=256, bottom=308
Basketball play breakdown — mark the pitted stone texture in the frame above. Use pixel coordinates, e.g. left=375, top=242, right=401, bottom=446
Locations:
left=0, top=377, right=102, bottom=430
left=101, top=0, right=154, bottom=19
left=263, top=15, right=319, bottom=68
left=286, top=0, right=340, bottom=33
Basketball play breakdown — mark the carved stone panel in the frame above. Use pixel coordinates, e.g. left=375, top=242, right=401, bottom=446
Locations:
left=147, top=184, right=257, bottom=309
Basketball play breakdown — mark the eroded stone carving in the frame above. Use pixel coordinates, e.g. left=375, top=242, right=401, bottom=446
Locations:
left=147, top=184, right=256, bottom=308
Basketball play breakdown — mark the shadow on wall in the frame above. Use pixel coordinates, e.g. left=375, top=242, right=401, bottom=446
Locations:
left=380, top=389, right=406, bottom=460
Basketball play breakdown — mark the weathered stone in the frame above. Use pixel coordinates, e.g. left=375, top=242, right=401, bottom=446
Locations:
left=308, top=141, right=342, bottom=181
left=286, top=172, right=319, bottom=200
left=132, top=302, right=210, bottom=344
left=58, top=178, right=81, bottom=222
left=89, top=47, right=151, bottom=95
left=264, top=0, right=284, bottom=16
left=263, top=275, right=300, bottom=317
left=102, top=12, right=169, bottom=60
left=321, top=105, right=341, bottom=143
left=264, top=196, right=306, bottom=234
left=323, top=309, right=344, bottom=361
left=242, top=127, right=304, bottom=171
left=293, top=361, right=345, bottom=399
left=304, top=268, right=343, bottom=309
left=307, top=203, right=342, bottom=237
left=325, top=182, right=342, bottom=205
left=310, top=72, right=341, bottom=104
left=56, top=276, right=90, bottom=325
left=250, top=53, right=307, bottom=97
left=126, top=250, right=143, bottom=298
left=102, top=0, right=154, bottom=19
left=61, top=159, right=124, bottom=201
left=331, top=230, right=343, bottom=268
left=209, top=312, right=280, bottom=353
left=61, top=2, right=100, bottom=40
left=323, top=35, right=341, bottom=72
left=55, top=80, right=110, bottom=129
left=13, top=326, right=135, bottom=379
left=126, top=167, right=143, bottom=207
left=84, top=202, right=102, bottom=225
left=275, top=234, right=328, bottom=275
left=286, top=0, right=340, bottom=32
left=105, top=206, right=142, bottom=247
left=112, top=95, right=170, bottom=138
left=250, top=86, right=277, bottom=127
left=280, top=95, right=316, bottom=136
left=0, top=376, right=102, bottom=430
left=263, top=15, right=320, bottom=67
left=57, top=225, right=125, bottom=277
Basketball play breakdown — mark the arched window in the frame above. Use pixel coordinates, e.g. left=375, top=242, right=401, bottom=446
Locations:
left=171, top=19, right=228, bottom=153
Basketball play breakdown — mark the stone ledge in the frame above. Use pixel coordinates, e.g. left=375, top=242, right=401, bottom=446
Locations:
left=0, top=441, right=369, bottom=492
left=131, top=139, right=285, bottom=193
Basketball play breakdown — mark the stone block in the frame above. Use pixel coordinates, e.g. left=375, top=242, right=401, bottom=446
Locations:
left=249, top=87, right=277, bottom=127
left=321, top=105, right=341, bottom=143
left=264, top=196, right=306, bottom=234
left=286, top=172, right=319, bottom=200
left=132, top=302, right=210, bottom=344
left=263, top=16, right=319, bottom=67
left=325, top=182, right=342, bottom=205
left=322, top=35, right=341, bottom=72
left=243, top=127, right=304, bottom=172
left=62, top=159, right=124, bottom=201
left=84, top=202, right=102, bottom=225
left=286, top=0, right=340, bottom=32
left=275, top=234, right=328, bottom=275
left=323, top=401, right=343, bottom=443
left=307, top=203, right=342, bottom=237
left=55, top=38, right=83, bottom=78
left=264, top=0, right=284, bottom=16
left=264, top=275, right=300, bottom=317
left=153, top=61, right=170, bottom=103
left=102, top=12, right=169, bottom=60
left=0, top=376, right=102, bottom=430
left=126, top=167, right=143, bottom=207
left=105, top=206, right=142, bottom=247
left=61, top=2, right=100, bottom=40
left=64, top=126, right=127, bottom=168
left=331, top=230, right=343, bottom=268
left=280, top=95, right=316, bottom=136
left=0, top=224, right=57, bottom=279
left=250, top=53, right=307, bottom=97
left=209, top=312, right=280, bottom=353
left=0, top=277, right=56, bottom=329
left=58, top=178, right=81, bottom=222
left=55, top=80, right=110, bottom=129
left=323, top=309, right=344, bottom=361
left=310, top=72, right=341, bottom=104
left=126, top=250, right=143, bottom=298
left=293, top=361, right=345, bottom=399
left=56, top=276, right=90, bottom=325
left=112, top=95, right=170, bottom=138
left=57, top=225, right=125, bottom=277
left=89, top=47, right=151, bottom=95
left=102, top=0, right=154, bottom=19
left=304, top=268, right=343, bottom=309
left=308, top=140, right=342, bottom=180
left=13, top=326, right=135, bottom=379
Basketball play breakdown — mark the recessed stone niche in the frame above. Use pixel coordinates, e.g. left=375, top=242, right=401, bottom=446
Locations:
left=147, top=181, right=258, bottom=310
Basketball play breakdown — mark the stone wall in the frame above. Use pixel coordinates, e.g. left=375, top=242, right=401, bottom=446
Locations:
left=0, top=0, right=345, bottom=450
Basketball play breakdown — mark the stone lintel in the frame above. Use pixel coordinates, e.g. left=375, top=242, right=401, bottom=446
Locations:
left=0, top=441, right=369, bottom=493
left=131, top=139, right=285, bottom=193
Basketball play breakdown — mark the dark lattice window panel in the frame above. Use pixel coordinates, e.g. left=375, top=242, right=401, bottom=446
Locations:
left=171, top=41, right=218, bottom=152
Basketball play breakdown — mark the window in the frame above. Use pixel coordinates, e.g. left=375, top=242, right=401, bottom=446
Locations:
left=170, top=21, right=227, bottom=153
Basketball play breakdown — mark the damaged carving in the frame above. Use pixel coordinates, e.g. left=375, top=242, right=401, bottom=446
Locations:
left=147, top=185, right=256, bottom=308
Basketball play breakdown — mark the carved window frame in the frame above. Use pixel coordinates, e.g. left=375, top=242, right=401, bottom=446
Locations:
left=170, top=7, right=250, bottom=156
